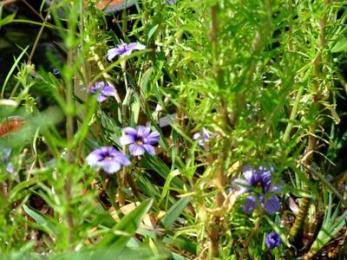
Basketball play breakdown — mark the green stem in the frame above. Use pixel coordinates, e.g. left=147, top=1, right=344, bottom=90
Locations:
left=244, top=213, right=263, bottom=254
left=283, top=86, right=304, bottom=143
left=289, top=5, right=327, bottom=241
left=27, top=8, right=51, bottom=64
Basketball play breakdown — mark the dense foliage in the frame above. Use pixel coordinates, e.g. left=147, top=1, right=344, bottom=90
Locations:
left=0, top=0, right=346, bottom=259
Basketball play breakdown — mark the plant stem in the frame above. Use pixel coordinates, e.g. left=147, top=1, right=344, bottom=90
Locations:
left=63, top=48, right=75, bottom=248
left=27, top=7, right=51, bottom=65
left=283, top=86, right=304, bottom=143
left=208, top=5, right=227, bottom=258
left=289, top=6, right=327, bottom=241
left=244, top=213, right=263, bottom=254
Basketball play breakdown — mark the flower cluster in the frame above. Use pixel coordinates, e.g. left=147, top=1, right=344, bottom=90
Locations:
left=88, top=42, right=146, bottom=103
left=86, top=125, right=160, bottom=174
left=234, top=166, right=281, bottom=215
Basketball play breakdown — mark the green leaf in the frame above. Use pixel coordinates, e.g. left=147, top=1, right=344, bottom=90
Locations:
left=96, top=199, right=153, bottom=254
left=10, top=176, right=44, bottom=202
left=308, top=193, right=347, bottom=256
left=161, top=197, right=191, bottom=229
left=331, top=38, right=347, bottom=53
left=148, top=24, right=159, bottom=42
left=1, top=45, right=29, bottom=97
left=0, top=13, right=16, bottom=27
left=158, top=170, right=180, bottom=206
left=22, top=205, right=56, bottom=235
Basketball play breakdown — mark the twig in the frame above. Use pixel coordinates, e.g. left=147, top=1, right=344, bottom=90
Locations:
left=27, top=6, right=51, bottom=65
left=22, top=0, right=44, bottom=21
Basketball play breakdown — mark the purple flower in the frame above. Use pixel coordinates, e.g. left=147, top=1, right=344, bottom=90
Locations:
left=243, top=196, right=257, bottom=214
left=52, top=68, right=61, bottom=78
left=1, top=148, right=14, bottom=174
left=107, top=42, right=145, bottom=61
left=234, top=166, right=281, bottom=215
left=265, top=232, right=282, bottom=250
left=89, top=81, right=117, bottom=102
left=120, top=126, right=160, bottom=156
left=261, top=195, right=281, bottom=215
left=193, top=128, right=210, bottom=146
left=86, top=146, right=130, bottom=174
left=6, top=163, right=14, bottom=174
left=1, top=148, right=12, bottom=162
left=166, top=0, right=177, bottom=4
left=238, top=166, right=272, bottom=193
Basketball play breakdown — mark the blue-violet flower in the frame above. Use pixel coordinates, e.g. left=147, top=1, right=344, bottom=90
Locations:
left=107, top=42, right=145, bottom=61
left=234, top=166, right=281, bottom=214
left=89, top=81, right=117, bottom=102
left=6, top=163, right=14, bottom=174
left=120, top=126, right=160, bottom=156
left=1, top=148, right=14, bottom=173
left=265, top=232, right=282, bottom=250
left=86, top=146, right=130, bottom=174
left=193, top=128, right=210, bottom=147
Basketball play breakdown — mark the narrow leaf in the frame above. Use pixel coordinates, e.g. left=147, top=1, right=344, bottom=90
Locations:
left=97, top=199, right=153, bottom=251
left=161, top=197, right=191, bottom=229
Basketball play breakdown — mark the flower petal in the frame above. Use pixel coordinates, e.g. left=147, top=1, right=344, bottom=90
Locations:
left=242, top=166, right=254, bottom=182
left=127, top=42, right=146, bottom=51
left=264, top=195, right=280, bottom=215
left=6, top=163, right=14, bottom=173
left=119, top=134, right=135, bottom=145
left=143, top=144, right=155, bottom=155
left=102, top=85, right=117, bottom=96
left=1, top=148, right=12, bottom=162
left=129, top=144, right=145, bottom=156
left=243, top=196, right=257, bottom=214
left=107, top=47, right=123, bottom=61
left=193, top=132, right=201, bottom=140
left=100, top=161, right=121, bottom=174
left=137, top=125, right=151, bottom=138
left=259, top=168, right=272, bottom=192
left=233, top=178, right=250, bottom=193
left=90, top=81, right=104, bottom=93
left=113, top=151, right=131, bottom=166
left=123, top=127, right=138, bottom=137
left=119, top=49, right=133, bottom=56
left=86, top=150, right=102, bottom=166
left=202, top=128, right=210, bottom=139
left=96, top=94, right=107, bottom=102
left=145, top=131, right=160, bottom=144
